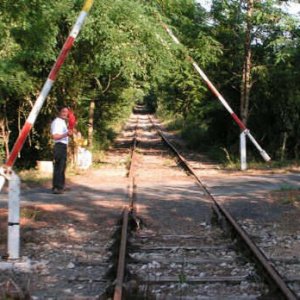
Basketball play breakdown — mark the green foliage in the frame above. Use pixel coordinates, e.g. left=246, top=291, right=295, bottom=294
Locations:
left=0, top=0, right=180, bottom=167
left=0, top=0, right=300, bottom=168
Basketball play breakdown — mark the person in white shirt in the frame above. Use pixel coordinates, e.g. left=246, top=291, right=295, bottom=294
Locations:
left=51, top=107, right=73, bottom=194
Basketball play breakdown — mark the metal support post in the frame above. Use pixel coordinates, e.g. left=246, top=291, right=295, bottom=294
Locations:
left=240, top=132, right=247, bottom=171
left=8, top=171, right=20, bottom=259
left=0, top=174, right=5, bottom=193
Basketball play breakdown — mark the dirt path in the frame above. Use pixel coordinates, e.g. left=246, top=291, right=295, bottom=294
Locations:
left=134, top=114, right=212, bottom=234
left=0, top=115, right=138, bottom=299
left=1, top=111, right=300, bottom=298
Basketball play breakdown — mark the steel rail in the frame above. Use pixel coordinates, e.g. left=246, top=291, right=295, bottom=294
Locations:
left=148, top=115, right=297, bottom=300
left=113, top=208, right=129, bottom=300
left=113, top=115, right=139, bottom=300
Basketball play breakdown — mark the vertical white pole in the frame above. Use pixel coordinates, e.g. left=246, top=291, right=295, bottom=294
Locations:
left=0, top=174, right=5, bottom=192
left=240, top=132, right=247, bottom=171
left=8, top=171, right=20, bottom=260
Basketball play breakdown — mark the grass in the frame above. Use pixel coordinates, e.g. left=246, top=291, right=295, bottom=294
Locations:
left=89, top=118, right=131, bottom=168
left=163, top=157, right=176, bottom=167
left=18, top=162, right=86, bottom=186
left=246, top=159, right=299, bottom=169
left=19, top=169, right=52, bottom=186
left=91, top=149, right=106, bottom=167
left=276, top=192, right=300, bottom=205
left=156, top=108, right=184, bottom=132
left=20, top=206, right=41, bottom=221
left=178, top=272, right=187, bottom=284
left=270, top=184, right=300, bottom=206
left=156, top=109, right=300, bottom=172
left=279, top=184, right=300, bottom=191
left=165, top=117, right=185, bottom=133
left=218, top=152, right=300, bottom=172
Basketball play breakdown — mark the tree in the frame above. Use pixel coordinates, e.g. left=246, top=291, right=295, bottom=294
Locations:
left=0, top=0, right=179, bottom=164
left=1, top=0, right=299, bottom=165
left=240, top=0, right=253, bottom=126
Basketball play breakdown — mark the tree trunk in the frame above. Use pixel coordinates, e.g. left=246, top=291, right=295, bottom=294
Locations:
left=281, top=131, right=288, bottom=161
left=0, top=117, right=10, bottom=160
left=240, top=0, right=253, bottom=126
left=294, top=141, right=299, bottom=160
left=1, top=102, right=11, bottom=160
left=88, top=99, right=95, bottom=148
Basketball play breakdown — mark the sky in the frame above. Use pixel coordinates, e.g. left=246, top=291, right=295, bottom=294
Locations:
left=280, top=2, right=300, bottom=15
left=197, top=0, right=300, bottom=16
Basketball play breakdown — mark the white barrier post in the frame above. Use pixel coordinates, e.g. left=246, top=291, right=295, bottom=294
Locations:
left=0, top=174, right=5, bottom=193
left=8, top=171, right=21, bottom=259
left=240, top=132, right=247, bottom=170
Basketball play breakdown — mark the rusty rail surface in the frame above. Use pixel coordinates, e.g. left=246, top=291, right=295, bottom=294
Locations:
left=113, top=116, right=139, bottom=300
left=148, top=115, right=297, bottom=300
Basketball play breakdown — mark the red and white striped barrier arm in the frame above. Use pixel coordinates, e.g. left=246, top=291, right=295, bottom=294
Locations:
left=161, top=22, right=271, bottom=162
left=4, top=0, right=94, bottom=168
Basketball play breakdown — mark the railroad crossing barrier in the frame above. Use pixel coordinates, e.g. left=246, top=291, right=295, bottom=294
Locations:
left=0, top=0, right=94, bottom=260
left=159, top=20, right=271, bottom=166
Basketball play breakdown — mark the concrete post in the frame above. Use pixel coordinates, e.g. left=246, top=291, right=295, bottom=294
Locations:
left=0, top=174, right=5, bottom=193
left=240, top=132, right=247, bottom=171
left=8, top=171, right=21, bottom=259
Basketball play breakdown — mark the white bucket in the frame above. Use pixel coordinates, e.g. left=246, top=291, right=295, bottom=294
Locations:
left=36, top=161, right=53, bottom=173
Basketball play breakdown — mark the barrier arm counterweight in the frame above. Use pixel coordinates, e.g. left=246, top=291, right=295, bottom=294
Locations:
left=0, top=0, right=94, bottom=259
left=160, top=21, right=271, bottom=162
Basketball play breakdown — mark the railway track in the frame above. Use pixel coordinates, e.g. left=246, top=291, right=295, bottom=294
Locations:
left=238, top=222, right=300, bottom=298
left=111, top=108, right=298, bottom=300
